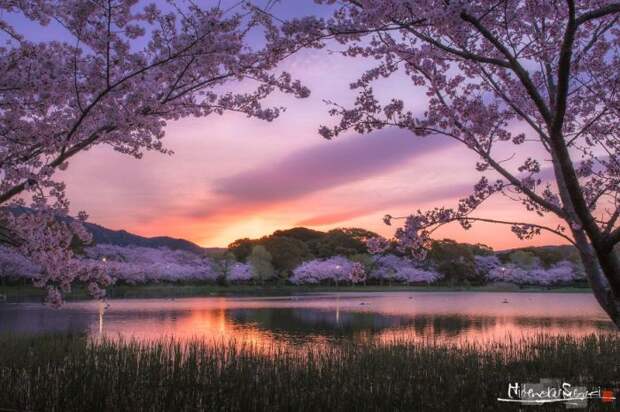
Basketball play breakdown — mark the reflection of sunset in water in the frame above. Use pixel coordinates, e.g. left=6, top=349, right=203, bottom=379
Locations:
left=91, top=297, right=336, bottom=352
left=1, top=292, right=614, bottom=352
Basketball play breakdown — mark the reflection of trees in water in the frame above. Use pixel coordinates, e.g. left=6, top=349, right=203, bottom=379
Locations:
left=228, top=308, right=369, bottom=339
left=512, top=316, right=614, bottom=331
left=2, top=303, right=612, bottom=343
left=419, top=315, right=497, bottom=338
left=226, top=308, right=499, bottom=340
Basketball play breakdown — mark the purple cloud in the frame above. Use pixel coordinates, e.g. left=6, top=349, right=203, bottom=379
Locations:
left=213, top=129, right=453, bottom=203
left=294, top=183, right=476, bottom=227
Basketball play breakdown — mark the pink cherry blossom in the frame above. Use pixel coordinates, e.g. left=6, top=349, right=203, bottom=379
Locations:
left=290, top=256, right=364, bottom=285
left=227, top=262, right=254, bottom=283
left=486, top=260, right=580, bottom=286
left=366, top=236, right=390, bottom=254
left=371, top=254, right=441, bottom=284
left=0, top=1, right=311, bottom=304
left=86, top=244, right=218, bottom=284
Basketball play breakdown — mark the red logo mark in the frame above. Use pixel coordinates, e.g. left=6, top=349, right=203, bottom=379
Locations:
left=601, top=389, right=615, bottom=403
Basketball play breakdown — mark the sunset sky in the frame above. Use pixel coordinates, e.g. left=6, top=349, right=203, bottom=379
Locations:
left=32, top=1, right=566, bottom=250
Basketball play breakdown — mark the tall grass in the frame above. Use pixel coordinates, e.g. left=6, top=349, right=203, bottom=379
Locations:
left=0, top=334, right=618, bottom=411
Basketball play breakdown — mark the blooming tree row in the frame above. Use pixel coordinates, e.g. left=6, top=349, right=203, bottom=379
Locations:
left=85, top=244, right=219, bottom=283
left=0, top=243, right=255, bottom=287
left=481, top=256, right=584, bottom=285
left=288, top=254, right=440, bottom=285
left=85, top=244, right=255, bottom=284
left=0, top=242, right=586, bottom=288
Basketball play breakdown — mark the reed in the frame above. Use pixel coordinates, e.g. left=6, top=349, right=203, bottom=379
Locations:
left=0, top=333, right=618, bottom=411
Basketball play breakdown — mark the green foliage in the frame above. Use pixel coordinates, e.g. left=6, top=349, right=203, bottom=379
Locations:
left=227, top=238, right=254, bottom=262
left=498, top=245, right=580, bottom=268
left=227, top=228, right=585, bottom=288
left=470, top=243, right=494, bottom=256
left=210, top=252, right=237, bottom=285
left=270, top=227, right=325, bottom=243
left=227, top=227, right=379, bottom=274
left=428, top=239, right=485, bottom=285
left=247, top=245, right=275, bottom=283
left=262, top=236, right=312, bottom=277
left=308, top=228, right=375, bottom=258
left=508, top=250, right=539, bottom=269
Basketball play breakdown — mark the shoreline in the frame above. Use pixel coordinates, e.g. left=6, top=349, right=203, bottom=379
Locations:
left=0, top=283, right=594, bottom=302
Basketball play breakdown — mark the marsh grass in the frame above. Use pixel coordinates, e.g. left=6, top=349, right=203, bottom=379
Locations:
left=0, top=333, right=618, bottom=411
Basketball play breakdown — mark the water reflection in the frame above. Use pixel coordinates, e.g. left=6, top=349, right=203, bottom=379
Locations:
left=0, top=292, right=614, bottom=349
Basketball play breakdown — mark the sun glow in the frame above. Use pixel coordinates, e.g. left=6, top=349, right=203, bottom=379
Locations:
left=212, top=217, right=281, bottom=245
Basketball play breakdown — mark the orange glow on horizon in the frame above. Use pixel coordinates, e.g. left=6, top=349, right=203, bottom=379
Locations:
left=123, top=211, right=570, bottom=251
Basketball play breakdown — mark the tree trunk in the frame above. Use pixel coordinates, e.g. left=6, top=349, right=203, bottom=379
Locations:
left=549, top=152, right=620, bottom=328
left=573, top=229, right=620, bottom=329
left=595, top=247, right=620, bottom=297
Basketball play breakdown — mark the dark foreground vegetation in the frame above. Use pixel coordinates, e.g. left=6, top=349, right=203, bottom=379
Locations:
left=0, top=334, right=618, bottom=411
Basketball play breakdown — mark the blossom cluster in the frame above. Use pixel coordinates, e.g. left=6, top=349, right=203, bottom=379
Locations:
left=0, top=245, right=40, bottom=279
left=289, top=254, right=441, bottom=285
left=289, top=256, right=367, bottom=285
left=226, top=262, right=254, bottom=283
left=480, top=256, right=582, bottom=286
left=4, top=211, right=113, bottom=306
left=370, top=254, right=442, bottom=284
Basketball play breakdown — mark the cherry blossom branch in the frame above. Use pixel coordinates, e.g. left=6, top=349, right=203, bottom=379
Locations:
left=459, top=11, right=553, bottom=124
left=391, top=20, right=512, bottom=68
left=414, top=65, right=565, bottom=218
left=476, top=64, right=550, bottom=146
left=575, top=2, right=620, bottom=25
left=548, top=0, right=604, bottom=245
left=605, top=209, right=620, bottom=235
left=0, top=125, right=117, bottom=204
left=389, top=214, right=576, bottom=245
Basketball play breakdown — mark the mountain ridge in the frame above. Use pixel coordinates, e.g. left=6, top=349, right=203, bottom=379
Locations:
left=82, top=221, right=211, bottom=254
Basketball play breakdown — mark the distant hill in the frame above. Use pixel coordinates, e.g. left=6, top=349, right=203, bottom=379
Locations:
left=83, top=221, right=210, bottom=254
left=4, top=206, right=221, bottom=255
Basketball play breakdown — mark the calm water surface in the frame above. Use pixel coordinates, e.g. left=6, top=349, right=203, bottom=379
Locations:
left=0, top=292, right=615, bottom=347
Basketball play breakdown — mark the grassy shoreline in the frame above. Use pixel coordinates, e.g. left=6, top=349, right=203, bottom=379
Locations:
left=0, top=282, right=594, bottom=302
left=0, top=333, right=618, bottom=411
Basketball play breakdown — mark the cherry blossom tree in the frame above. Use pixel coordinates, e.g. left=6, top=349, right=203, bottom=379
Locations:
left=226, top=262, right=254, bottom=283
left=306, top=0, right=620, bottom=327
left=487, top=259, right=580, bottom=285
left=290, top=256, right=364, bottom=285
left=85, top=244, right=218, bottom=283
left=474, top=255, right=503, bottom=277
left=0, top=245, right=40, bottom=281
left=371, top=253, right=441, bottom=284
left=0, top=1, right=311, bottom=304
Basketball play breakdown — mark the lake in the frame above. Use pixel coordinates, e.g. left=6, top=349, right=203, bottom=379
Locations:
left=0, top=291, right=615, bottom=348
